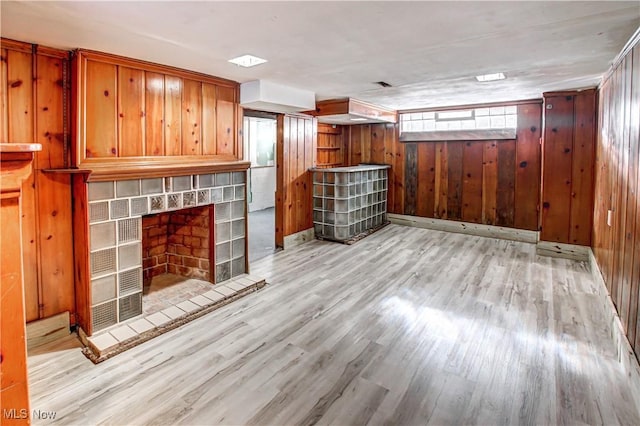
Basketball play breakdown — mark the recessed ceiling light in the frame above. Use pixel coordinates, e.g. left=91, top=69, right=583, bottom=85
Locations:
left=350, top=118, right=368, bottom=122
left=475, top=72, right=506, bottom=82
left=228, top=54, right=267, bottom=68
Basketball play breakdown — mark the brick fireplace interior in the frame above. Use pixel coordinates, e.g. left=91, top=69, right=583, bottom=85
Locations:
left=142, top=206, right=214, bottom=286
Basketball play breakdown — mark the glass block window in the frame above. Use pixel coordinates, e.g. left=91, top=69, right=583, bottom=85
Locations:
left=400, top=105, right=517, bottom=133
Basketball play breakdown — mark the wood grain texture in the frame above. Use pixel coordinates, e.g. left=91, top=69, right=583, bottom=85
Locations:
left=85, top=60, right=117, bottom=158
left=462, top=142, right=483, bottom=223
left=570, top=91, right=596, bottom=245
left=482, top=141, right=498, bottom=225
left=515, top=103, right=542, bottom=231
left=181, top=79, right=202, bottom=155
left=404, top=142, right=417, bottom=215
left=215, top=100, right=234, bottom=156
left=201, top=83, right=216, bottom=156
left=144, top=72, right=164, bottom=156
left=416, top=142, right=435, bottom=218
left=7, top=49, right=33, bottom=143
left=35, top=53, right=66, bottom=169
left=1, top=48, right=8, bottom=142
left=496, top=140, right=516, bottom=227
left=316, top=123, right=345, bottom=168
left=27, top=225, right=640, bottom=426
left=164, top=75, right=182, bottom=156
left=117, top=66, right=145, bottom=156
left=276, top=114, right=316, bottom=238
left=592, top=41, right=640, bottom=361
left=446, top=141, right=464, bottom=220
left=541, top=95, right=574, bottom=242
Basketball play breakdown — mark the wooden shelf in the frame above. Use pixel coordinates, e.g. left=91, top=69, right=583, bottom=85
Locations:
left=51, top=159, right=251, bottom=181
left=317, top=147, right=341, bottom=151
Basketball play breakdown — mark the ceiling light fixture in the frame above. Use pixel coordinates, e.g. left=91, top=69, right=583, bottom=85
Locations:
left=475, top=72, right=506, bottom=82
left=228, top=54, right=267, bottom=68
left=350, top=118, right=368, bottom=122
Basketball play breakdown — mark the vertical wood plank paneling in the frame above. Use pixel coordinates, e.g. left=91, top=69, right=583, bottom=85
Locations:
left=202, top=83, right=217, bottom=155
left=7, top=49, right=33, bottom=143
left=570, top=91, right=596, bottom=245
left=275, top=115, right=285, bottom=247
left=349, top=126, right=362, bottom=166
left=276, top=114, right=316, bottom=238
left=370, top=124, right=385, bottom=164
left=435, top=142, right=448, bottom=219
left=296, top=116, right=306, bottom=232
left=0, top=48, right=8, bottom=141
left=216, top=100, right=235, bottom=156
left=541, top=96, right=574, bottom=242
left=145, top=72, right=165, bottom=156
left=404, top=143, right=418, bottom=215
left=462, top=141, right=483, bottom=223
left=181, top=79, right=202, bottom=155
left=593, top=40, right=640, bottom=360
left=391, top=126, right=404, bottom=214
left=287, top=117, right=298, bottom=234
left=164, top=75, right=182, bottom=156
left=36, top=172, right=74, bottom=319
left=35, top=54, right=65, bottom=169
left=416, top=142, right=436, bottom=218
left=496, top=140, right=516, bottom=227
left=85, top=60, right=117, bottom=158
left=361, top=124, right=371, bottom=163
left=515, top=103, right=542, bottom=230
left=628, top=45, right=640, bottom=350
left=482, top=141, right=498, bottom=225
left=117, top=66, right=145, bottom=156
left=20, top=172, right=39, bottom=321
left=447, top=141, right=464, bottom=220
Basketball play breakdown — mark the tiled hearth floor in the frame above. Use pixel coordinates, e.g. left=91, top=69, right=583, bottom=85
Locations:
left=81, top=274, right=266, bottom=363
left=143, top=274, right=214, bottom=315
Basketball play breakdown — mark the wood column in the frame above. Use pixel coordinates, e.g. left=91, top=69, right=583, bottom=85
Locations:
left=1, top=143, right=41, bottom=425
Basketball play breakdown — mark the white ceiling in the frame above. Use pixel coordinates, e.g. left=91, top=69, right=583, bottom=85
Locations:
left=1, top=1, right=638, bottom=110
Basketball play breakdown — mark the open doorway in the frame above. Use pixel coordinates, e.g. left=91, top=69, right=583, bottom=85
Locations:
left=244, top=112, right=277, bottom=262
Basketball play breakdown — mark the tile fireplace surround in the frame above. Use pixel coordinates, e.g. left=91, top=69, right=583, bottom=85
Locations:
left=86, top=171, right=247, bottom=333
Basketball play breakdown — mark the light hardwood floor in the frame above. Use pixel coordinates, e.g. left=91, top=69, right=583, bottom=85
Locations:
left=28, top=225, right=640, bottom=425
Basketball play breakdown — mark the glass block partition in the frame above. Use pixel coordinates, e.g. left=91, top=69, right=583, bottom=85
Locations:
left=87, top=171, right=246, bottom=333
left=312, top=165, right=390, bottom=242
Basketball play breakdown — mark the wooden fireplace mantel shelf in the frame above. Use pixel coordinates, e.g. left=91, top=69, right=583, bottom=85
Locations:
left=1, top=143, right=42, bottom=191
left=44, top=159, right=252, bottom=182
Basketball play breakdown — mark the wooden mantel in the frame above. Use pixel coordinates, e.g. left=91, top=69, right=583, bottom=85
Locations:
left=1, top=143, right=42, bottom=425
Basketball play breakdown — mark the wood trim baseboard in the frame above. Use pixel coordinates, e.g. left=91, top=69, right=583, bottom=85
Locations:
left=588, top=249, right=640, bottom=416
left=283, top=228, right=315, bottom=250
left=535, top=240, right=590, bottom=261
left=387, top=213, right=539, bottom=243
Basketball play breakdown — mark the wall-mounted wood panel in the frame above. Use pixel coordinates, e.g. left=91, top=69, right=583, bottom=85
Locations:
left=73, top=50, right=241, bottom=167
left=541, top=90, right=596, bottom=245
left=593, top=39, right=640, bottom=361
left=144, top=72, right=164, bottom=156
left=1, top=39, right=75, bottom=327
left=348, top=102, right=541, bottom=230
left=276, top=114, right=317, bottom=244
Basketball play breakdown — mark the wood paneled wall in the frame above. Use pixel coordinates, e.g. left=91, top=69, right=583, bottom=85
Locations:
left=346, top=103, right=542, bottom=230
left=593, top=38, right=640, bottom=358
left=73, top=50, right=242, bottom=167
left=541, top=89, right=597, bottom=245
left=316, top=123, right=346, bottom=168
left=1, top=39, right=75, bottom=324
left=275, top=114, right=317, bottom=245
left=346, top=123, right=405, bottom=214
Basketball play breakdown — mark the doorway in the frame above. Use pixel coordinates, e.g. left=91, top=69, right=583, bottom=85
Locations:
left=244, top=112, right=277, bottom=262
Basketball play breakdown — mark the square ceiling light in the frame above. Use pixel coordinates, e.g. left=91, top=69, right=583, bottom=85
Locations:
left=228, top=54, right=267, bottom=68
left=475, top=72, right=506, bottom=82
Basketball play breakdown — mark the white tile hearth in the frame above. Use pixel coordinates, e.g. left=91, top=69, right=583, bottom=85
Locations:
left=83, top=273, right=266, bottom=362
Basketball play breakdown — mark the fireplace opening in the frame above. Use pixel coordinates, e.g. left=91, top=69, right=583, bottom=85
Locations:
left=142, top=205, right=214, bottom=315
